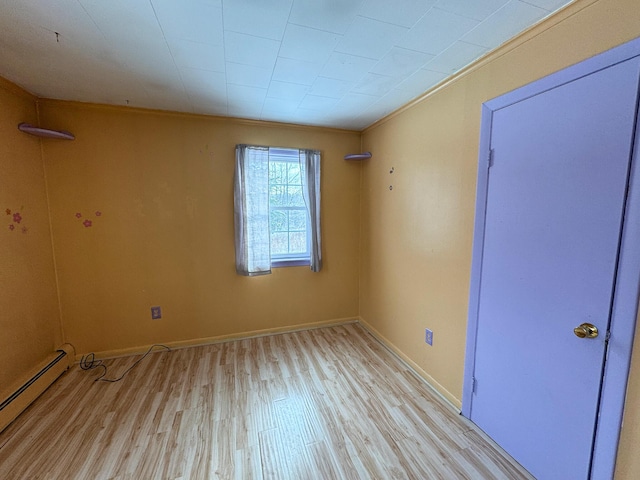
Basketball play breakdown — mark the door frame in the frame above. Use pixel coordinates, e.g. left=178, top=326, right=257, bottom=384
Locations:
left=462, top=36, right=640, bottom=479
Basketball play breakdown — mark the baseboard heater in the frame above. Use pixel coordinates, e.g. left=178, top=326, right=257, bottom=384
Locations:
left=0, top=350, right=70, bottom=433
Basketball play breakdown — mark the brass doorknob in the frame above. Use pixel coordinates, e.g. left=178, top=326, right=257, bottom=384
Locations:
left=574, top=323, right=599, bottom=339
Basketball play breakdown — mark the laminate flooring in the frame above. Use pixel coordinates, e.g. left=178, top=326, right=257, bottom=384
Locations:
left=0, top=323, right=532, bottom=479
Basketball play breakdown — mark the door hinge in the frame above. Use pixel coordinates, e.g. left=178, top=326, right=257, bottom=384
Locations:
left=488, top=148, right=495, bottom=169
left=472, top=377, right=477, bottom=394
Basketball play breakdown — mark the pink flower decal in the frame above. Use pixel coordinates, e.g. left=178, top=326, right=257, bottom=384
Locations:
left=95, top=211, right=102, bottom=216
left=21, top=226, right=28, bottom=234
left=6, top=208, right=11, bottom=215
left=9, top=224, right=14, bottom=231
left=75, top=212, right=82, bottom=218
left=12, top=212, right=22, bottom=224
left=83, top=219, right=92, bottom=228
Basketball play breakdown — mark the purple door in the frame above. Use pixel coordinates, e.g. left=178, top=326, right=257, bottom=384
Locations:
left=471, top=57, right=640, bottom=479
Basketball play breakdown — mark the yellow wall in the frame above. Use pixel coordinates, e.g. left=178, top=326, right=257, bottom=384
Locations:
left=0, top=79, right=61, bottom=400
left=359, top=0, right=640, bottom=477
left=37, top=101, right=361, bottom=356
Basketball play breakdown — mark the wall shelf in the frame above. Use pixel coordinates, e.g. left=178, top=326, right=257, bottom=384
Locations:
left=18, top=123, right=75, bottom=140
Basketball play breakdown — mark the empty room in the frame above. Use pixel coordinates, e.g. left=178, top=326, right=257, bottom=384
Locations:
left=1, top=0, right=640, bottom=478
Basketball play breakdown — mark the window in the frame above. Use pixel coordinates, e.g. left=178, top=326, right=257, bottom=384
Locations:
left=268, top=148, right=310, bottom=266
left=234, top=144, right=322, bottom=276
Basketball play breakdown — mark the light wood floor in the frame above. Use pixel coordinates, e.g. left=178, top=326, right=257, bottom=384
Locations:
left=0, top=323, right=531, bottom=479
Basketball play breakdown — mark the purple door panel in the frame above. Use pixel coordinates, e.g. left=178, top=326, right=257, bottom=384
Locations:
left=470, top=57, right=640, bottom=479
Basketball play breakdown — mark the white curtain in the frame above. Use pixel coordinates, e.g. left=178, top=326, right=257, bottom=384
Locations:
left=234, top=145, right=322, bottom=275
left=301, top=149, right=322, bottom=272
left=234, top=145, right=271, bottom=276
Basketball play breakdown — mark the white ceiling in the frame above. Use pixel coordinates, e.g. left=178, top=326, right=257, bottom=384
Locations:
left=0, top=0, right=572, bottom=131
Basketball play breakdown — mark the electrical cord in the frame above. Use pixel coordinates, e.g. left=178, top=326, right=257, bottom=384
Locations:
left=80, top=344, right=171, bottom=382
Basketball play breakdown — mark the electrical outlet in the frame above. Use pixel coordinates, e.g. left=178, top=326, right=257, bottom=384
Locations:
left=425, top=328, right=433, bottom=346
left=151, top=306, right=162, bottom=320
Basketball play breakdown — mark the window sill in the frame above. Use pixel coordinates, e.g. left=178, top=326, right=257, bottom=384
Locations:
left=271, top=259, right=310, bottom=268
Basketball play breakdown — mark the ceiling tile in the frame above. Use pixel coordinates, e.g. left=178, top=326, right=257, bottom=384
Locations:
left=279, top=24, right=341, bottom=64
left=81, top=0, right=165, bottom=46
left=81, top=1, right=177, bottom=83
left=309, top=77, right=354, bottom=98
left=227, top=84, right=267, bottom=103
left=358, top=0, right=438, bottom=27
left=182, top=70, right=227, bottom=114
left=27, top=63, right=142, bottom=106
left=288, top=0, right=363, bottom=34
left=398, top=7, right=480, bottom=55
left=462, top=0, right=548, bottom=49
left=168, top=39, right=225, bottom=72
left=260, top=108, right=302, bottom=125
left=320, top=53, right=377, bottom=82
left=180, top=68, right=227, bottom=97
left=370, top=47, right=435, bottom=78
left=121, top=50, right=182, bottom=87
left=299, top=94, right=340, bottom=111
left=335, top=16, right=409, bottom=60
left=223, top=0, right=293, bottom=40
left=424, top=41, right=488, bottom=74
left=267, top=81, right=309, bottom=102
left=335, top=92, right=381, bottom=111
left=321, top=116, right=362, bottom=130
left=395, top=68, right=448, bottom=95
left=272, top=57, right=323, bottom=86
left=359, top=100, right=396, bottom=122
left=142, top=82, right=192, bottom=112
left=378, top=88, right=423, bottom=110
left=151, top=0, right=223, bottom=45
left=353, top=73, right=403, bottom=96
left=228, top=104, right=262, bottom=120
left=227, top=84, right=267, bottom=117
left=286, top=108, right=332, bottom=127
left=226, top=63, right=272, bottom=89
left=0, top=1, right=107, bottom=80
left=433, top=0, right=510, bottom=21
left=262, top=96, right=302, bottom=114
left=187, top=95, right=228, bottom=116
left=224, top=31, right=280, bottom=69
left=13, top=0, right=99, bottom=43
left=348, top=113, right=380, bottom=130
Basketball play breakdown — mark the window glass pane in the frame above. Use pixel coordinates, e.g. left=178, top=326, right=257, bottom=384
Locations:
left=269, top=184, right=286, bottom=206
left=269, top=161, right=286, bottom=184
left=271, top=232, right=288, bottom=255
left=288, top=163, right=301, bottom=185
left=289, top=232, right=307, bottom=253
left=287, top=186, right=305, bottom=206
left=270, top=210, right=288, bottom=233
left=289, top=210, right=307, bottom=231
